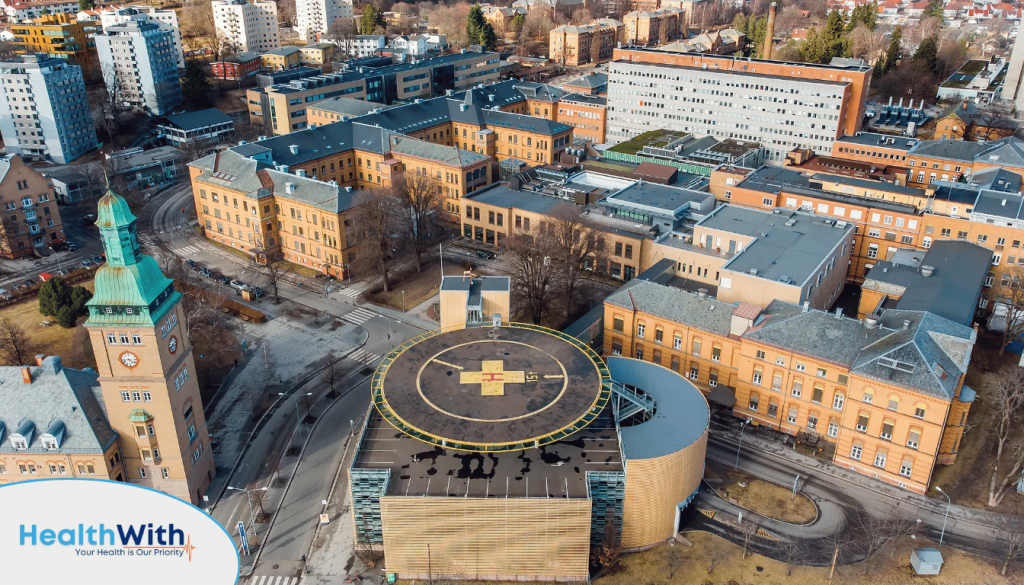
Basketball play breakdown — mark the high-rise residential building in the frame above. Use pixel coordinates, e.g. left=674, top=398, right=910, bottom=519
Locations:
left=98, top=6, right=185, bottom=69
left=212, top=0, right=280, bottom=54
left=0, top=54, right=97, bottom=164
left=605, top=47, right=873, bottom=163
left=295, top=0, right=352, bottom=41
left=95, top=17, right=182, bottom=116
left=84, top=188, right=216, bottom=505
left=9, top=14, right=101, bottom=83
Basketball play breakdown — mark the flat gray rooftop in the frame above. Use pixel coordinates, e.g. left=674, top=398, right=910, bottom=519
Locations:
left=702, top=206, right=852, bottom=285
left=607, top=181, right=707, bottom=214
left=837, top=132, right=919, bottom=150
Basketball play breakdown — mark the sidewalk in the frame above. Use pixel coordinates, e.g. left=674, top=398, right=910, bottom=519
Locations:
left=718, top=426, right=1021, bottom=530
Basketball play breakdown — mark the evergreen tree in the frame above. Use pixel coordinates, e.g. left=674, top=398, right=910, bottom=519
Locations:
left=511, top=14, right=525, bottom=32
left=78, top=0, right=94, bottom=10
left=466, top=5, right=497, bottom=50
left=799, top=27, right=829, bottom=64
left=881, top=27, right=902, bottom=74
left=913, top=35, right=939, bottom=75
left=181, top=60, right=212, bottom=110
left=69, top=286, right=93, bottom=316
left=922, top=0, right=944, bottom=22
left=38, top=278, right=71, bottom=317
left=359, top=5, right=385, bottom=35
left=732, top=13, right=748, bottom=36
left=56, top=306, right=76, bottom=329
left=751, top=16, right=767, bottom=57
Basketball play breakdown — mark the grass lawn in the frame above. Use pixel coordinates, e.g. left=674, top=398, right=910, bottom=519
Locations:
left=597, top=532, right=1016, bottom=585
left=720, top=477, right=817, bottom=525
left=365, top=262, right=472, bottom=312
left=0, top=280, right=96, bottom=370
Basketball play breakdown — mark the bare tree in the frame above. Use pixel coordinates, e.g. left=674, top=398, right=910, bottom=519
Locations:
left=393, top=173, right=443, bottom=274
left=506, top=228, right=560, bottom=324
left=1002, top=528, right=1024, bottom=576
left=739, top=518, right=760, bottom=559
left=90, top=63, right=132, bottom=143
left=848, top=23, right=888, bottom=64
left=0, top=317, right=34, bottom=366
left=547, top=203, right=601, bottom=320
left=327, top=17, right=358, bottom=59
left=322, top=353, right=342, bottom=397
left=985, top=367, right=1024, bottom=507
left=704, top=535, right=730, bottom=574
left=351, top=188, right=403, bottom=292
left=663, top=545, right=685, bottom=578
left=420, top=3, right=472, bottom=47
left=972, top=108, right=1017, bottom=142
left=249, top=487, right=269, bottom=522
left=774, top=539, right=807, bottom=576
left=589, top=509, right=622, bottom=578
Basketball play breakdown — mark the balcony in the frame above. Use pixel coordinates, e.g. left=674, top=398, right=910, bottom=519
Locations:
left=23, top=211, right=38, bottom=223
left=21, top=199, right=34, bottom=209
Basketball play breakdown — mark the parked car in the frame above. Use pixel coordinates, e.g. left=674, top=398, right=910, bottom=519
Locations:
left=23, top=279, right=36, bottom=288
left=185, top=259, right=195, bottom=269
left=217, top=275, right=231, bottom=285
left=80, top=260, right=93, bottom=268
left=82, top=213, right=96, bottom=223
left=198, top=267, right=212, bottom=278
left=252, top=287, right=265, bottom=297
left=229, top=280, right=247, bottom=291
left=476, top=250, right=496, bottom=260
left=0, top=288, right=9, bottom=299
left=67, top=243, right=79, bottom=252
left=90, top=255, right=104, bottom=264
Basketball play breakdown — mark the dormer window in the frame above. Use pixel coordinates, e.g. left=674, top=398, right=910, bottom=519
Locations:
left=11, top=436, right=27, bottom=450
left=42, top=437, right=58, bottom=450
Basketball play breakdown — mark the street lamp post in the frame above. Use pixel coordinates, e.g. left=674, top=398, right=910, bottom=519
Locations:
left=325, top=284, right=331, bottom=319
left=401, top=290, right=406, bottom=313
left=226, top=485, right=268, bottom=548
left=382, top=316, right=403, bottom=350
left=49, top=247, right=62, bottom=274
left=735, top=418, right=752, bottom=470
left=279, top=392, right=314, bottom=426
left=936, top=486, right=952, bottom=546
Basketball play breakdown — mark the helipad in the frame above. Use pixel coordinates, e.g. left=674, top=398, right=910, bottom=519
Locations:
left=371, top=324, right=611, bottom=451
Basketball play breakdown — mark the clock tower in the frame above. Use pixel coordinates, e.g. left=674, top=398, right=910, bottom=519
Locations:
left=85, top=187, right=216, bottom=506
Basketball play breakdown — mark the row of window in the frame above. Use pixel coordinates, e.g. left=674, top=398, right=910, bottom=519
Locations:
left=5, top=462, right=97, bottom=475
left=848, top=443, right=915, bottom=478
left=107, top=332, right=143, bottom=346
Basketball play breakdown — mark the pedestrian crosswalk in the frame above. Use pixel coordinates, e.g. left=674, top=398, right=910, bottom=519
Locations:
left=174, top=245, right=200, bottom=256
left=348, top=348, right=381, bottom=364
left=336, top=287, right=359, bottom=298
left=138, top=234, right=159, bottom=248
left=249, top=576, right=299, bottom=585
left=343, top=307, right=376, bottom=325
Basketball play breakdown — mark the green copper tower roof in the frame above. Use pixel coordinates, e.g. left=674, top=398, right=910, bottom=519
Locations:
left=85, top=188, right=180, bottom=327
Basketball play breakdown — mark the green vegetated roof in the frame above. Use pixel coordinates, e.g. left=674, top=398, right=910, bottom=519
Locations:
left=608, top=129, right=689, bottom=156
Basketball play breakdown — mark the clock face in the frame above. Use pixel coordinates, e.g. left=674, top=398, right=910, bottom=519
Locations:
left=119, top=351, right=140, bottom=369
left=168, top=336, right=178, bottom=354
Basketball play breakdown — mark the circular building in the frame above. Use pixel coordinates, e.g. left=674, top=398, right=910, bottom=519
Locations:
left=350, top=324, right=708, bottom=582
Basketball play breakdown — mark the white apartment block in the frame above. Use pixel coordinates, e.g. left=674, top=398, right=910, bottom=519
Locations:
left=606, top=60, right=848, bottom=164
left=337, top=35, right=385, bottom=58
left=212, top=0, right=280, bottom=54
left=95, top=17, right=182, bottom=116
left=0, top=54, right=97, bottom=164
left=295, top=0, right=352, bottom=41
left=98, top=6, right=185, bottom=68
left=3, top=0, right=78, bottom=21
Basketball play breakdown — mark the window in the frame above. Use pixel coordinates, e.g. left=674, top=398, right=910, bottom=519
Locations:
left=107, top=333, right=118, bottom=345
left=907, top=428, right=921, bottom=449
left=867, top=244, right=878, bottom=259
left=807, top=413, right=818, bottom=430
left=654, top=328, right=663, bottom=343
left=796, top=362, right=806, bottom=372
left=692, top=338, right=701, bottom=355
left=791, top=378, right=803, bottom=397
left=767, top=401, right=778, bottom=417
left=671, top=355, right=680, bottom=372
left=673, top=335, right=682, bottom=350
left=856, top=412, right=869, bottom=432
left=850, top=444, right=862, bottom=460
left=762, top=197, right=773, bottom=206
left=837, top=374, right=848, bottom=386
left=132, top=391, right=141, bottom=402
left=712, top=346, right=721, bottom=362
left=139, top=468, right=146, bottom=478
left=817, top=368, right=827, bottom=378
left=812, top=385, right=823, bottom=403
left=612, top=316, right=623, bottom=332
left=162, top=468, right=170, bottom=479
left=141, top=449, right=151, bottom=461
left=652, top=350, right=661, bottom=365
left=143, top=392, right=151, bottom=402
left=709, top=369, right=719, bottom=387
left=634, top=346, right=644, bottom=360
left=636, top=322, right=645, bottom=337
left=787, top=407, right=798, bottom=424
left=132, top=333, right=142, bottom=345
left=899, top=458, right=913, bottom=477
left=776, top=356, right=785, bottom=366
left=752, top=367, right=763, bottom=385
left=756, top=349, right=766, bottom=360
left=689, top=365, right=699, bottom=380
left=863, top=389, right=873, bottom=404
left=748, top=393, right=759, bottom=411
left=153, top=448, right=160, bottom=460
left=888, top=396, right=899, bottom=411
left=881, top=420, right=894, bottom=440
left=611, top=339, right=622, bottom=355
left=121, top=391, right=131, bottom=402
left=772, top=372, right=783, bottom=391
left=832, top=392, right=845, bottom=410
left=914, top=405, right=926, bottom=418
left=148, top=424, right=155, bottom=436
left=874, top=450, right=887, bottom=468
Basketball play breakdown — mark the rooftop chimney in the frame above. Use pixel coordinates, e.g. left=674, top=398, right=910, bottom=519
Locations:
left=921, top=265, right=934, bottom=277
left=286, top=182, right=296, bottom=194
left=834, top=307, right=843, bottom=320
left=34, top=354, right=45, bottom=366
left=42, top=356, right=62, bottom=375
left=289, top=144, right=299, bottom=155
left=865, top=316, right=878, bottom=329
left=802, top=301, right=810, bottom=313
left=903, top=319, right=911, bottom=330
left=761, top=2, right=777, bottom=60
left=21, top=366, right=31, bottom=384
left=697, top=288, right=708, bottom=299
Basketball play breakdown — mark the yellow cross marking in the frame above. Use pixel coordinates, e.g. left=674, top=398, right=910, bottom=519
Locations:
left=460, top=360, right=526, bottom=396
